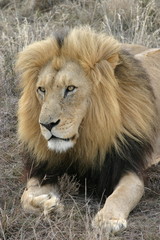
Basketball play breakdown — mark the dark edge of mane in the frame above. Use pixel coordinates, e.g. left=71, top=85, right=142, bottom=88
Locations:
left=116, top=49, right=156, bottom=101
left=53, top=27, right=70, bottom=48
left=21, top=47, right=156, bottom=201
left=22, top=134, right=153, bottom=200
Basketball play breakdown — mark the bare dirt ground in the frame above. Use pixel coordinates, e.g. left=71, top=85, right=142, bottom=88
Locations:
left=0, top=0, right=160, bottom=239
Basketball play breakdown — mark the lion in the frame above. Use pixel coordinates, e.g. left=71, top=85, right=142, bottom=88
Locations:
left=16, top=26, right=160, bottom=235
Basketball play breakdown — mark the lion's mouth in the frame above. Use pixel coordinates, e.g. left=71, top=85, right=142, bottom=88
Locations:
left=47, top=134, right=76, bottom=152
left=48, top=134, right=75, bottom=142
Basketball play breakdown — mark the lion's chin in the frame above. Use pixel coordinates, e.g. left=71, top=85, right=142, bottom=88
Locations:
left=47, top=139, right=75, bottom=153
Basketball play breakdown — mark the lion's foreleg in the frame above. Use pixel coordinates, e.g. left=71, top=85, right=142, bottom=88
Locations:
left=21, top=178, right=64, bottom=215
left=93, top=172, right=144, bottom=234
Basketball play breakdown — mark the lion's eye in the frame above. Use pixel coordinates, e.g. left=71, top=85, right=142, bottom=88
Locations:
left=64, top=85, right=77, bottom=97
left=37, top=87, right=46, bottom=96
left=67, top=86, right=75, bottom=92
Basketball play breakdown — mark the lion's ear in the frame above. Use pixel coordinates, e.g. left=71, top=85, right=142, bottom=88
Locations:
left=107, top=54, right=120, bottom=69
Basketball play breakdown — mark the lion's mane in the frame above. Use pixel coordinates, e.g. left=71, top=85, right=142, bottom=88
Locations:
left=16, top=27, right=157, bottom=196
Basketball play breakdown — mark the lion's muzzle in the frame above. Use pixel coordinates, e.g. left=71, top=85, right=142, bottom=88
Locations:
left=40, top=120, right=77, bottom=153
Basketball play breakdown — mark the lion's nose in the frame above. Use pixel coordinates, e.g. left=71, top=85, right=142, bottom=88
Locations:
left=40, top=119, right=60, bottom=131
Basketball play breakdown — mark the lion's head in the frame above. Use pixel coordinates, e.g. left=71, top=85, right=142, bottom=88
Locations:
left=37, top=60, right=91, bottom=152
left=16, top=26, right=155, bottom=166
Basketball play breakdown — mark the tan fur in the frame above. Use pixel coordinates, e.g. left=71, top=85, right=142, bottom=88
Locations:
left=16, top=26, right=160, bottom=234
left=21, top=178, right=63, bottom=215
left=92, top=172, right=144, bottom=233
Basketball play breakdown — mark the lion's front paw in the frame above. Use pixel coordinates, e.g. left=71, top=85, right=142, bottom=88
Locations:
left=92, top=209, right=127, bottom=234
left=21, top=185, right=64, bottom=215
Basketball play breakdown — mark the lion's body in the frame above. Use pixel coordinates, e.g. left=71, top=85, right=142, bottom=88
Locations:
left=16, top=27, right=160, bottom=234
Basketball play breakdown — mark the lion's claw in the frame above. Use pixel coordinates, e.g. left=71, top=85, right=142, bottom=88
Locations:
left=92, top=212, right=127, bottom=234
left=21, top=180, right=63, bottom=215
left=43, top=196, right=64, bottom=215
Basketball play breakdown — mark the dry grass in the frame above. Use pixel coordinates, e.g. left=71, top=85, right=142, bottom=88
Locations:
left=0, top=0, right=160, bottom=239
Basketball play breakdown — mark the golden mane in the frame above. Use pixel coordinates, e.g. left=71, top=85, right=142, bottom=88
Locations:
left=16, top=26, right=156, bottom=168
